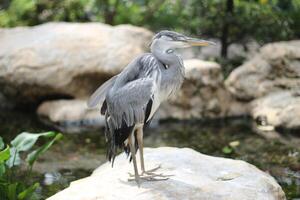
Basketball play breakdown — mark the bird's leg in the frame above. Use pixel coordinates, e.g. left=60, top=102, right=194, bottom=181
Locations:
left=128, top=132, right=140, bottom=186
left=134, top=127, right=171, bottom=181
left=136, top=128, right=160, bottom=175
left=129, top=128, right=172, bottom=182
left=136, top=127, right=146, bottom=173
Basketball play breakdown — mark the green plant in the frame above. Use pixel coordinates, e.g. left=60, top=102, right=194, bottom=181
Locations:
left=0, top=131, right=62, bottom=200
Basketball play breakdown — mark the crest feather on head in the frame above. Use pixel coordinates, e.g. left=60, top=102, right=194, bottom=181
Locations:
left=153, top=30, right=187, bottom=41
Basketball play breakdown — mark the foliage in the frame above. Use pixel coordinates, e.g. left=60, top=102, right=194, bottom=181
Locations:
left=0, top=0, right=89, bottom=27
left=174, top=0, right=300, bottom=56
left=222, top=146, right=233, bottom=154
left=0, top=132, right=62, bottom=200
left=0, top=0, right=299, bottom=57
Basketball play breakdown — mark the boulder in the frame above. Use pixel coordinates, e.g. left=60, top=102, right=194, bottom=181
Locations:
left=159, top=59, right=248, bottom=119
left=225, top=40, right=300, bottom=101
left=0, top=22, right=153, bottom=104
left=47, top=147, right=285, bottom=200
left=225, top=40, right=300, bottom=130
left=251, top=90, right=300, bottom=130
left=37, top=99, right=104, bottom=133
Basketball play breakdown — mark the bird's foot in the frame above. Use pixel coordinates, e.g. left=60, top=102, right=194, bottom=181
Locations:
left=141, top=165, right=161, bottom=175
left=128, top=164, right=161, bottom=177
left=128, top=173, right=171, bottom=182
left=128, top=165, right=173, bottom=182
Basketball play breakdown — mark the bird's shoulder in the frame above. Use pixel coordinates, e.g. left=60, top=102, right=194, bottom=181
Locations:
left=111, top=53, right=161, bottom=87
left=137, top=53, right=162, bottom=71
left=125, top=53, right=162, bottom=72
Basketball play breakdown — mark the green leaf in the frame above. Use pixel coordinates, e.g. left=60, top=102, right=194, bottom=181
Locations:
left=17, top=182, right=39, bottom=200
left=11, top=131, right=56, bottom=152
left=0, top=164, right=5, bottom=177
left=0, top=145, right=10, bottom=163
left=6, top=147, right=21, bottom=168
left=8, top=183, right=18, bottom=200
left=222, top=146, right=233, bottom=154
left=26, top=133, right=63, bottom=167
left=0, top=137, right=4, bottom=150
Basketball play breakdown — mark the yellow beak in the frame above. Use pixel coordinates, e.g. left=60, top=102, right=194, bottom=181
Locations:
left=186, top=38, right=216, bottom=47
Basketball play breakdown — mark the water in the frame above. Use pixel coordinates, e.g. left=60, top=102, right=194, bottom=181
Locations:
left=0, top=110, right=299, bottom=199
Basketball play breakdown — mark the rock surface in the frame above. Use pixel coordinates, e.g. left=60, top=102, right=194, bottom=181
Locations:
left=37, top=99, right=104, bottom=133
left=47, top=147, right=285, bottom=200
left=226, top=40, right=300, bottom=101
left=0, top=22, right=153, bottom=104
left=225, top=40, right=300, bottom=130
left=251, top=90, right=300, bottom=129
left=160, top=59, right=248, bottom=119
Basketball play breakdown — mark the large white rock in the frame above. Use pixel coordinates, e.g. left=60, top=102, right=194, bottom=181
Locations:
left=0, top=22, right=153, bottom=104
left=251, top=90, right=300, bottom=130
left=47, top=147, right=285, bottom=200
left=37, top=99, right=104, bottom=133
left=225, top=40, right=300, bottom=101
left=225, top=40, right=300, bottom=130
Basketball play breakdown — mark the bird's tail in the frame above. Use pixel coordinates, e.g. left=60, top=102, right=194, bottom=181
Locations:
left=105, top=113, right=135, bottom=167
left=105, top=112, right=117, bottom=166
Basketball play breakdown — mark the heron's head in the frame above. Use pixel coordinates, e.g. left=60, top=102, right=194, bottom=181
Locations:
left=150, top=30, right=215, bottom=53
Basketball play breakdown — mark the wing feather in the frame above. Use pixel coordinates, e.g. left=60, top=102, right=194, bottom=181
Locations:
left=106, top=54, right=163, bottom=128
left=107, top=78, right=156, bottom=128
left=87, top=75, right=118, bottom=108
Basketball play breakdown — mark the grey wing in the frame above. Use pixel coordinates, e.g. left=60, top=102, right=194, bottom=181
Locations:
left=106, top=78, right=156, bottom=129
left=87, top=75, right=118, bottom=108
left=88, top=54, right=147, bottom=109
left=104, top=54, right=162, bottom=163
left=105, top=78, right=157, bottom=164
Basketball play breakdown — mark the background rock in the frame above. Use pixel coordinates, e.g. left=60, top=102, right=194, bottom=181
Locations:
left=225, top=40, right=300, bottom=130
left=225, top=40, right=300, bottom=101
left=159, top=59, right=248, bottom=119
left=0, top=22, right=153, bottom=104
left=3, top=22, right=298, bottom=131
left=251, top=90, right=300, bottom=130
left=47, top=147, right=285, bottom=200
left=37, top=99, right=104, bottom=133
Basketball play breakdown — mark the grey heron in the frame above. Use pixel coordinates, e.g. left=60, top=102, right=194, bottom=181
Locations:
left=87, top=30, right=214, bottom=186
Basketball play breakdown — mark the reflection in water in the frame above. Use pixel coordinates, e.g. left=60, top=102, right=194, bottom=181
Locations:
left=0, top=110, right=299, bottom=199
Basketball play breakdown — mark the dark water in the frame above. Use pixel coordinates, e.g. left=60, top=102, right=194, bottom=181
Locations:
left=0, top=110, right=299, bottom=199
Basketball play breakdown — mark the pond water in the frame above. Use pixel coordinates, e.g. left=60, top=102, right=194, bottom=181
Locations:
left=0, top=110, right=299, bottom=199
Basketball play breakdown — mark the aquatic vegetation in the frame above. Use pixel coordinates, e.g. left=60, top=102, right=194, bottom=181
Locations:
left=0, top=132, right=62, bottom=200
